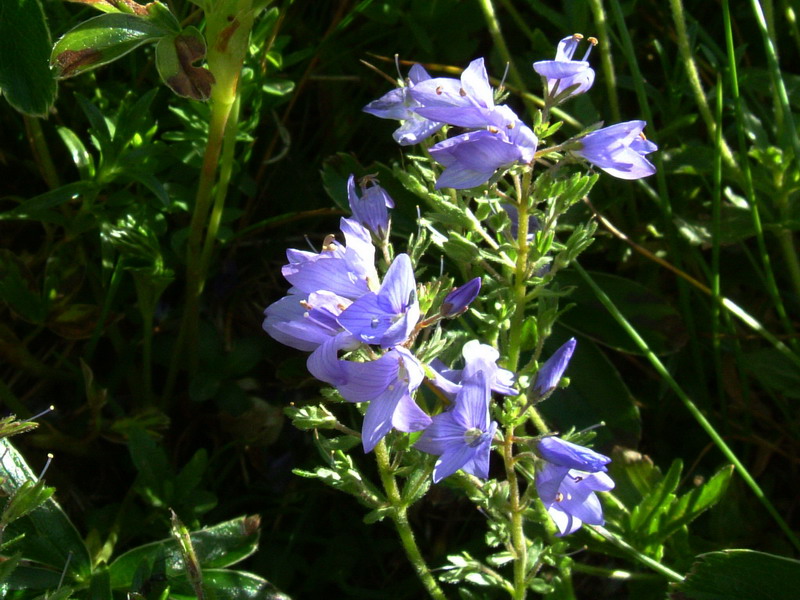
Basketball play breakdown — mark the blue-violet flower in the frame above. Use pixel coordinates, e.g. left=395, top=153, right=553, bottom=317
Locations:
left=536, top=463, right=615, bottom=535
left=573, top=120, right=657, bottom=180
left=416, top=370, right=498, bottom=482
left=337, top=253, right=420, bottom=348
left=533, top=34, right=596, bottom=102
left=363, top=63, right=445, bottom=145
left=337, top=346, right=431, bottom=452
left=441, top=277, right=481, bottom=318
left=347, top=174, right=394, bottom=239
left=533, top=338, right=576, bottom=397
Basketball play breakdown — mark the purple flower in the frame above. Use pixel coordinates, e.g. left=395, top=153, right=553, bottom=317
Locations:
left=536, top=436, right=614, bottom=535
left=428, top=106, right=537, bottom=189
left=533, top=338, right=576, bottom=397
left=537, top=436, right=611, bottom=472
left=430, top=340, right=517, bottom=399
left=262, top=290, right=352, bottom=352
left=533, top=34, right=596, bottom=102
left=536, top=463, right=615, bottom=535
left=410, top=58, right=498, bottom=129
left=282, top=218, right=379, bottom=300
left=441, top=277, right=481, bottom=318
left=336, top=346, right=432, bottom=452
left=573, top=120, right=657, bottom=180
left=416, top=371, right=498, bottom=482
left=337, top=253, right=420, bottom=348
left=347, top=174, right=394, bottom=239
left=363, top=63, right=445, bottom=145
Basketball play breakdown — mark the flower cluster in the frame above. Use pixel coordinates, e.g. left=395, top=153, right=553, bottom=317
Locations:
left=263, top=176, right=506, bottom=466
left=364, top=38, right=657, bottom=189
left=265, top=35, right=646, bottom=540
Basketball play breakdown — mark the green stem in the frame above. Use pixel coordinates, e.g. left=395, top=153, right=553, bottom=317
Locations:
left=588, top=526, right=684, bottom=582
left=23, top=116, right=60, bottom=190
left=723, top=0, right=797, bottom=348
left=776, top=229, right=800, bottom=302
left=374, top=440, right=447, bottom=600
left=575, top=262, right=800, bottom=553
left=503, top=429, right=526, bottom=600
left=199, top=94, right=242, bottom=279
left=476, top=0, right=535, bottom=115
left=164, top=96, right=235, bottom=399
left=588, top=0, right=621, bottom=123
left=669, top=0, right=737, bottom=170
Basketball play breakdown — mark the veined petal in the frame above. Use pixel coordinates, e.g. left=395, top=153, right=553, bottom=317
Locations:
left=452, top=371, right=491, bottom=430
left=337, top=351, right=399, bottom=402
left=392, top=392, right=432, bottom=433
left=549, top=505, right=582, bottom=536
left=307, top=332, right=356, bottom=386
left=415, top=412, right=463, bottom=454
left=377, top=254, right=416, bottom=313
left=533, top=59, right=590, bottom=79
left=538, top=436, right=611, bottom=472
left=460, top=58, right=493, bottom=108
left=432, top=443, right=475, bottom=483
left=362, top=383, right=406, bottom=452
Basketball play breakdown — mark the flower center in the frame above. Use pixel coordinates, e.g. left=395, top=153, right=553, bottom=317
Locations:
left=464, top=427, right=484, bottom=447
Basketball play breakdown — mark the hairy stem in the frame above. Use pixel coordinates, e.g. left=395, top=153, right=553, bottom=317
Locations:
left=374, top=440, right=447, bottom=600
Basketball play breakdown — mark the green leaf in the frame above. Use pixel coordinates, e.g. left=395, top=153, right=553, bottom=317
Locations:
left=670, top=549, right=800, bottom=600
left=108, top=516, right=261, bottom=589
left=170, top=569, right=289, bottom=600
left=155, top=28, right=214, bottom=100
left=0, top=0, right=57, bottom=116
left=660, top=465, right=733, bottom=540
left=51, top=13, right=167, bottom=79
left=0, top=182, right=94, bottom=222
left=0, top=553, right=22, bottom=584
left=557, top=269, right=687, bottom=355
left=0, top=439, right=92, bottom=579
left=57, top=126, right=95, bottom=179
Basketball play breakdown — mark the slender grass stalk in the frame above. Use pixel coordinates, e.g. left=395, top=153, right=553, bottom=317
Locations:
left=374, top=440, right=447, bottom=600
left=572, top=563, right=663, bottom=581
left=711, top=77, right=724, bottom=415
left=86, top=258, right=125, bottom=361
left=588, top=526, right=684, bottom=582
left=476, top=0, right=536, bottom=116
left=749, top=0, right=800, bottom=162
left=669, top=0, right=737, bottom=170
left=588, top=0, right=620, bottom=123
left=722, top=0, right=797, bottom=347
left=574, top=262, right=800, bottom=553
left=587, top=202, right=800, bottom=369
left=608, top=0, right=708, bottom=400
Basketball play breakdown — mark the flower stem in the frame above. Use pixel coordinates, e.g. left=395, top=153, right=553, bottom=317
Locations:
left=503, top=428, right=527, bottom=600
left=374, top=440, right=447, bottom=600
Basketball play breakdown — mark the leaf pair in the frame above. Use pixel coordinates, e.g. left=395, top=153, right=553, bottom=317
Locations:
left=51, top=1, right=214, bottom=100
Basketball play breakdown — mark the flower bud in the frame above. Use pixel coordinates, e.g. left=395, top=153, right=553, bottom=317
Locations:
left=440, top=277, right=481, bottom=317
left=533, top=338, right=576, bottom=397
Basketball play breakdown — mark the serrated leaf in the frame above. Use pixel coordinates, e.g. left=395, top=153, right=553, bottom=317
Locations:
left=0, top=0, right=57, bottom=115
left=51, top=13, right=167, bottom=79
left=659, top=465, right=733, bottom=541
left=670, top=549, right=800, bottom=600
left=108, top=516, right=261, bottom=589
left=0, top=440, right=92, bottom=579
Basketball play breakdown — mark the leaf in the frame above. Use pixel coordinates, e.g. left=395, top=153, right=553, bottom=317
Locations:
left=155, top=28, right=215, bottom=100
left=557, top=270, right=687, bottom=355
left=0, top=182, right=93, bottom=222
left=0, top=439, right=92, bottom=579
left=629, top=459, right=682, bottom=535
left=108, top=516, right=261, bottom=589
left=659, top=465, right=733, bottom=541
left=51, top=13, right=168, bottom=79
left=670, top=549, right=800, bottom=600
left=169, top=569, right=290, bottom=600
left=0, top=0, right=57, bottom=116
left=743, top=347, right=800, bottom=399
left=57, top=126, right=95, bottom=179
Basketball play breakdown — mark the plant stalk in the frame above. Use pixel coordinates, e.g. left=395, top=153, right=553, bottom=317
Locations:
left=374, top=440, right=447, bottom=600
